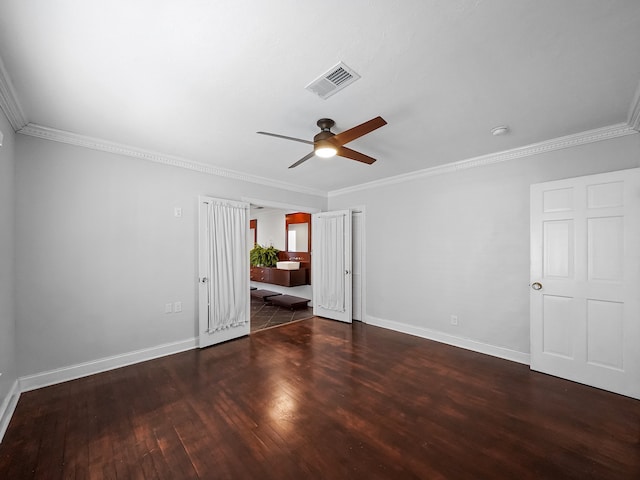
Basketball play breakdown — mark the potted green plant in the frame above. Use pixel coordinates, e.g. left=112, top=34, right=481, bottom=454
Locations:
left=250, top=243, right=264, bottom=267
left=250, top=244, right=280, bottom=267
left=262, top=245, right=280, bottom=267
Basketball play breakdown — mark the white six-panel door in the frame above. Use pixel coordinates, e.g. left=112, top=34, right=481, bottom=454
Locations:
left=530, top=168, right=640, bottom=399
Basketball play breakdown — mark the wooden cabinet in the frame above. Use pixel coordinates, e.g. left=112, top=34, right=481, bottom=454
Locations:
left=271, top=268, right=307, bottom=287
left=250, top=266, right=270, bottom=283
left=250, top=267, right=307, bottom=287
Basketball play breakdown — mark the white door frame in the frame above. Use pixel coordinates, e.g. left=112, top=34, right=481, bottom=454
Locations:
left=351, top=207, right=366, bottom=322
left=242, top=197, right=321, bottom=216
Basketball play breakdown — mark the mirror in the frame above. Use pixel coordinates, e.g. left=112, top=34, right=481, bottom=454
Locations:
left=285, top=212, right=311, bottom=253
left=287, top=224, right=308, bottom=252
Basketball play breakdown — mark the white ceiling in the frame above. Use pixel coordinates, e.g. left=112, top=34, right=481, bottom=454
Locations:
left=1, top=0, right=639, bottom=195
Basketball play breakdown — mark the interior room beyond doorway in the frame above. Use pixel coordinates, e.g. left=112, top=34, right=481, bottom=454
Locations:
left=246, top=198, right=319, bottom=332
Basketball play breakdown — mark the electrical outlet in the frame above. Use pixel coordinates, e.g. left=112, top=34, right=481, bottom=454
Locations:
left=450, top=315, right=458, bottom=326
left=174, top=301, right=182, bottom=313
left=165, top=303, right=173, bottom=313
left=174, top=207, right=182, bottom=217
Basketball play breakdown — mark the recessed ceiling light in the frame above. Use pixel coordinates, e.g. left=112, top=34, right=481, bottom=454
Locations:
left=491, top=126, right=509, bottom=136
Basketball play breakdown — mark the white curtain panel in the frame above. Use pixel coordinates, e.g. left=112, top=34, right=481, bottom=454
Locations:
left=317, top=214, right=345, bottom=312
left=206, top=199, right=248, bottom=332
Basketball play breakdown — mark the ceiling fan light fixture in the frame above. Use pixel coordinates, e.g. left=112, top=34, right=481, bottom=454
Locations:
left=314, top=141, right=337, bottom=158
left=315, top=146, right=337, bottom=158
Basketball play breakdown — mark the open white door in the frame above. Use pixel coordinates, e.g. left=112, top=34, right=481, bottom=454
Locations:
left=198, top=196, right=250, bottom=348
left=530, top=168, right=640, bottom=399
left=312, top=210, right=352, bottom=323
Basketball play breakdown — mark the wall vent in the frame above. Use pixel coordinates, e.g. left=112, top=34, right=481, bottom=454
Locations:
left=305, top=62, right=361, bottom=100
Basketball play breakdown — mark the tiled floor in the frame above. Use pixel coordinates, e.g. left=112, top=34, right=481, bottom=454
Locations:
left=250, top=296, right=313, bottom=333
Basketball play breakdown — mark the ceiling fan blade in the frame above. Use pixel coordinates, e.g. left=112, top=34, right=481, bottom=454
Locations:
left=257, top=131, right=314, bottom=145
left=288, top=151, right=316, bottom=169
left=330, top=116, right=387, bottom=146
left=337, top=146, right=377, bottom=165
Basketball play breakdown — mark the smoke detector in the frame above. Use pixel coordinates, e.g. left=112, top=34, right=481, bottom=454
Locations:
left=305, top=62, right=361, bottom=100
left=491, top=126, right=509, bottom=136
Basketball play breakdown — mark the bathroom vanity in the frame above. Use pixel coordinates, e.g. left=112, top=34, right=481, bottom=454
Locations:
left=250, top=266, right=308, bottom=287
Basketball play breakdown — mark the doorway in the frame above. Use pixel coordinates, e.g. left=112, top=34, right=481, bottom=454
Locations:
left=244, top=197, right=320, bottom=332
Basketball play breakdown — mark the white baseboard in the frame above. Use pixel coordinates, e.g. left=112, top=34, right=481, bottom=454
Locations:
left=19, top=337, right=198, bottom=393
left=0, top=380, right=20, bottom=443
left=365, top=315, right=530, bottom=365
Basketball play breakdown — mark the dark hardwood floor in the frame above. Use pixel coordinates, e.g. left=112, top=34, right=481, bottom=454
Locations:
left=250, top=296, right=313, bottom=332
left=1, top=317, right=639, bottom=479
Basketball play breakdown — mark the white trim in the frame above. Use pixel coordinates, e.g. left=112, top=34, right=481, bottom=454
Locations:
left=329, top=123, right=637, bottom=197
left=0, top=56, right=28, bottom=130
left=350, top=206, right=367, bottom=323
left=17, top=123, right=327, bottom=198
left=13, top=121, right=639, bottom=199
left=7, top=107, right=639, bottom=199
left=19, top=337, right=197, bottom=393
left=0, top=380, right=20, bottom=443
left=366, top=314, right=531, bottom=365
left=628, top=80, right=640, bottom=132
left=241, top=197, right=322, bottom=214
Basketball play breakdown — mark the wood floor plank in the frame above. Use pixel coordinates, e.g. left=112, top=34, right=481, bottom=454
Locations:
left=1, top=317, right=639, bottom=479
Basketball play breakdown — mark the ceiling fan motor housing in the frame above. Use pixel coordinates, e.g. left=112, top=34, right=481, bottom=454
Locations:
left=316, top=118, right=335, bottom=131
left=314, top=130, right=335, bottom=142
left=314, top=119, right=336, bottom=146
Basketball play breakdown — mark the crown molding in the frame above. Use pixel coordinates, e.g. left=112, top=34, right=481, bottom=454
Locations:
left=329, top=123, right=637, bottom=197
left=628, top=80, right=640, bottom=132
left=18, top=121, right=637, bottom=200
left=17, top=123, right=327, bottom=197
left=0, top=55, right=28, bottom=130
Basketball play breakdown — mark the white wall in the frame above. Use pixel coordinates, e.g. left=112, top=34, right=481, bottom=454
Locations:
left=9, top=128, right=640, bottom=384
left=14, top=135, right=326, bottom=378
left=329, top=134, right=640, bottom=357
left=0, top=111, right=17, bottom=422
left=252, top=209, right=286, bottom=250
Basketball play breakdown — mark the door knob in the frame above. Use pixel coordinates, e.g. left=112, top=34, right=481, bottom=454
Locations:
left=531, top=282, right=542, bottom=290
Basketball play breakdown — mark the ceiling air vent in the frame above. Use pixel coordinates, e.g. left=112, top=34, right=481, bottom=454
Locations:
left=305, top=62, right=361, bottom=100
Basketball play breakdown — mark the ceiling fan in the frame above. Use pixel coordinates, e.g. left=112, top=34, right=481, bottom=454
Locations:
left=257, top=116, right=387, bottom=168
